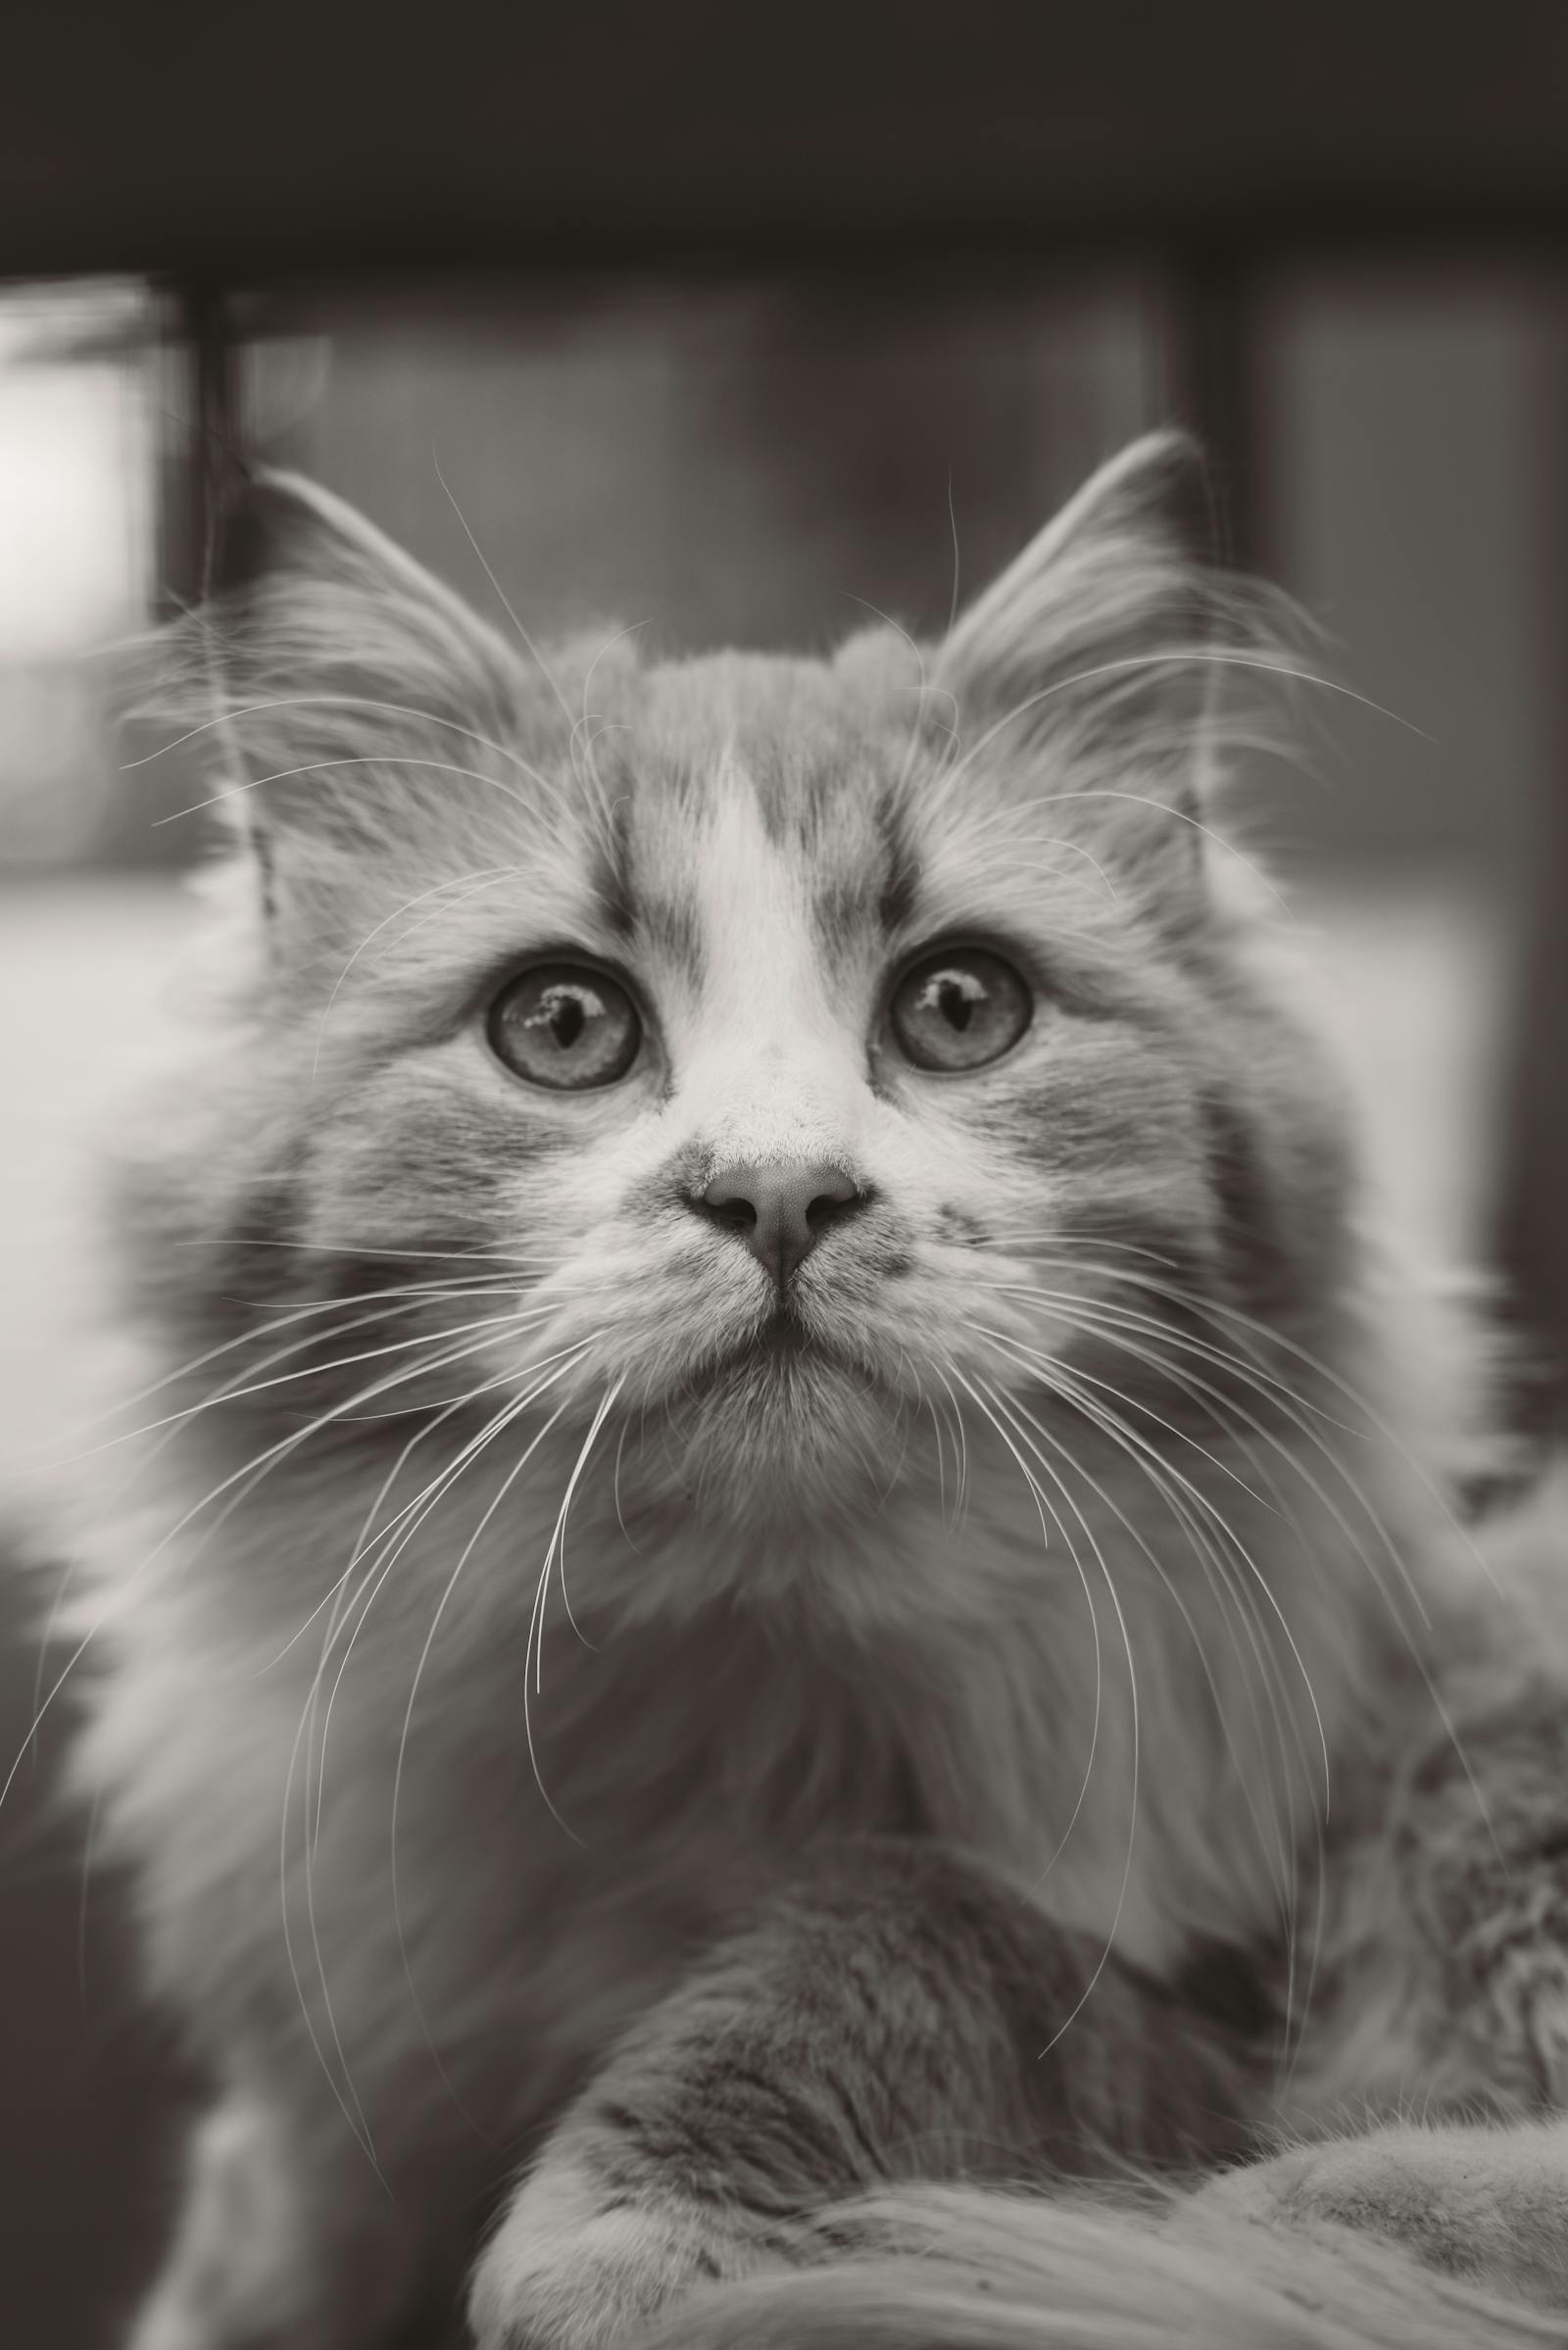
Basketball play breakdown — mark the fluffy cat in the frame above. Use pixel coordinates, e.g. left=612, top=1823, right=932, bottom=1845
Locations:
left=60, top=432, right=1568, bottom=2350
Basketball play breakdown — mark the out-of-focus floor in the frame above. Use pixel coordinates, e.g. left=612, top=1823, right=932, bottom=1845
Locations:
left=0, top=867, right=1517, bottom=2349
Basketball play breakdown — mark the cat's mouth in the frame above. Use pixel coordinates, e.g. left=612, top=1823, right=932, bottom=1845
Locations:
left=681, top=1309, right=837, bottom=1395
left=747, top=1314, right=812, bottom=1359
left=721, top=1311, right=814, bottom=1369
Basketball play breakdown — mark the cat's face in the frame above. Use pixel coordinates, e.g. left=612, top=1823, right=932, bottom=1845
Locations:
left=138, top=435, right=1351, bottom=1591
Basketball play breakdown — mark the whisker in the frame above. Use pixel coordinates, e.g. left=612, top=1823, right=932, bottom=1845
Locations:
left=977, top=1352, right=1319, bottom=2051
left=938, top=647, right=1429, bottom=801
left=257, top=1369, right=526, bottom=1680
left=957, top=1370, right=1139, bottom=2058
left=976, top=1352, right=1302, bottom=1933
left=610, top=1415, right=645, bottom=1557
left=840, top=593, right=935, bottom=808
left=22, top=1277, right=519, bottom=1465
left=81, top=1302, right=543, bottom=1456
left=928, top=1361, right=971, bottom=1523
left=311, top=1343, right=596, bottom=1775
left=122, top=690, right=558, bottom=790
left=155, top=752, right=537, bottom=829
left=958, top=1371, right=1105, bottom=1889
left=2, top=1324, right=535, bottom=1815
left=177, top=1236, right=595, bottom=1272
left=520, top=1378, right=626, bottom=1841
left=999, top=1267, right=1463, bottom=1663
left=967, top=1315, right=1272, bottom=1508
left=250, top=1339, right=573, bottom=2178
left=286, top=1345, right=596, bottom=2151
left=976, top=1323, right=1332, bottom=1787
left=312, top=868, right=528, bottom=1080
left=433, top=454, right=575, bottom=730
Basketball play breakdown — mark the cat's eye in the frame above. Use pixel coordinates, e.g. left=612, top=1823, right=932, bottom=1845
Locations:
left=888, top=947, right=1032, bottom=1072
left=486, top=963, right=642, bottom=1091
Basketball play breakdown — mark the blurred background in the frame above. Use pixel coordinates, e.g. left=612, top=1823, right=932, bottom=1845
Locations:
left=2, top=6, right=1566, bottom=2341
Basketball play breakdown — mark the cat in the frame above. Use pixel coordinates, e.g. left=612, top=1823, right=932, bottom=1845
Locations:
left=58, top=430, right=1568, bottom=2350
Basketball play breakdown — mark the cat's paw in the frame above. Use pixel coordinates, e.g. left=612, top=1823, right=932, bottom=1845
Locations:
left=1194, top=2122, right=1568, bottom=2311
left=467, top=2160, right=773, bottom=2350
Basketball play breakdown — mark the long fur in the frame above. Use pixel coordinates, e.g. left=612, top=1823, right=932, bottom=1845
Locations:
left=651, top=2184, right=1568, bottom=2349
left=53, top=433, right=1568, bottom=2350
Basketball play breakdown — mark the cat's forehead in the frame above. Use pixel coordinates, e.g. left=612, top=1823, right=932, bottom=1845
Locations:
left=574, top=648, right=928, bottom=975
left=631, top=649, right=907, bottom=831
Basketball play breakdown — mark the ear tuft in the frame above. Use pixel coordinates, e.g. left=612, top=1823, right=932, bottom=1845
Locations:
left=941, top=429, right=1222, bottom=710
left=1036, top=428, right=1217, bottom=572
left=937, top=431, right=1288, bottom=902
left=207, top=466, right=493, bottom=631
left=145, top=470, right=545, bottom=885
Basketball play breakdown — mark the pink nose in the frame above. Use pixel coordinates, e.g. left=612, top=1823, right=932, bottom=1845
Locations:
left=694, top=1160, right=865, bottom=1290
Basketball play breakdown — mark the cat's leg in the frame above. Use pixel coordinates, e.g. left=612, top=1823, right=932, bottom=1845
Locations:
left=125, top=2073, right=480, bottom=2350
left=120, top=1826, right=725, bottom=2349
left=1197, top=2119, right=1568, bottom=2312
left=113, top=1860, right=510, bottom=2350
left=1209, top=1685, right=1568, bottom=2317
left=110, top=1733, right=570, bottom=2350
left=128, top=2096, right=313, bottom=2350
left=468, top=1838, right=1254, bottom=2350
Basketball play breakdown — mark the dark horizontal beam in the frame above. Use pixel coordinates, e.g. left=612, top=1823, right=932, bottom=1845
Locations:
left=5, top=2, right=1568, bottom=282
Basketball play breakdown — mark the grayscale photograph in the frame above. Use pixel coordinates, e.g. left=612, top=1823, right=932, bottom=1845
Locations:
left=4, top=9, right=1568, bottom=2347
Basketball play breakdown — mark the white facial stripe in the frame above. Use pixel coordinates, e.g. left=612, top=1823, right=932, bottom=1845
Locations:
left=675, top=762, right=867, bottom=1179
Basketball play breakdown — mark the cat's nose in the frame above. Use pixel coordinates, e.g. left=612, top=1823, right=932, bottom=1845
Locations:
left=693, top=1161, right=866, bottom=1291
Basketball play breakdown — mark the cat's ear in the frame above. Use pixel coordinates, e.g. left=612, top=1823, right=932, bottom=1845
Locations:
left=939, top=431, right=1261, bottom=890
left=154, top=469, right=535, bottom=897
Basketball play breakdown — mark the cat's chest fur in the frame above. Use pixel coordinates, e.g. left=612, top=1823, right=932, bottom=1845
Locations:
left=89, top=1408, right=1382, bottom=2048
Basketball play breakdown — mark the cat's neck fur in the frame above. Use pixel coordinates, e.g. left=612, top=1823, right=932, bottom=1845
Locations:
left=105, top=1248, right=1457, bottom=1984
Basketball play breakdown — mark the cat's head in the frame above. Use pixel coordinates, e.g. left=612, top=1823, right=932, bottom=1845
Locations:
left=130, top=434, right=1355, bottom=1612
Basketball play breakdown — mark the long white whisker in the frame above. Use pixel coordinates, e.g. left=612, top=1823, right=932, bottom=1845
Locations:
left=940, top=648, right=1429, bottom=798
left=312, top=868, right=527, bottom=1081
left=24, top=1278, right=520, bottom=1467
left=989, top=1353, right=1312, bottom=1999
left=976, top=1353, right=1300, bottom=1927
left=156, top=752, right=539, bottom=828
left=977, top=1319, right=1332, bottom=1808
left=90, top=1303, right=542, bottom=1454
left=957, top=1369, right=1138, bottom=2056
left=2, top=1324, right=530, bottom=1813
left=311, top=1346, right=596, bottom=1780
left=999, top=1358, right=1305, bottom=1950
left=258, top=1369, right=525, bottom=1680
left=521, top=1378, right=626, bottom=1840
left=433, top=453, right=576, bottom=731
left=998, top=1271, right=1464, bottom=1699
left=957, top=1370, right=1106, bottom=1893
left=286, top=1347, right=594, bottom=2152
left=122, top=690, right=556, bottom=788
left=928, top=1361, right=970, bottom=1522
left=276, top=1344, right=568, bottom=2176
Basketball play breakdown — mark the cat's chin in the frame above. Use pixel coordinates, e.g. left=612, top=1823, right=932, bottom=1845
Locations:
left=694, top=1316, right=902, bottom=1415
left=653, top=1324, right=906, bottom=1528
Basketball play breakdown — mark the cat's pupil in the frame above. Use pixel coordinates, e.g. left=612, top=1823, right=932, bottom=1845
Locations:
left=550, top=995, right=586, bottom=1051
left=939, top=979, right=974, bottom=1033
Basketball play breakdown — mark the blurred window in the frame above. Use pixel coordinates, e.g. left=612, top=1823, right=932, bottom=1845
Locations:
left=0, top=281, right=154, bottom=867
